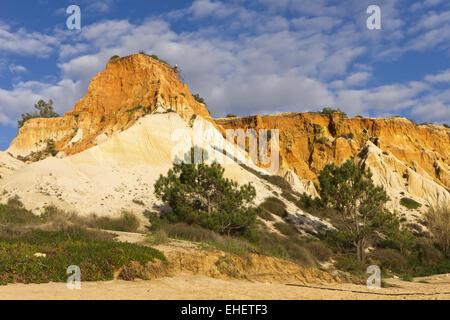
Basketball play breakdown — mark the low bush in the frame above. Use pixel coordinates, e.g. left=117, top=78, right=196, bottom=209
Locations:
left=273, top=222, right=298, bottom=237
left=335, top=254, right=366, bottom=275
left=400, top=197, right=421, bottom=210
left=318, top=107, right=347, bottom=118
left=260, top=197, right=287, bottom=218
left=0, top=204, right=42, bottom=226
left=0, top=228, right=164, bottom=285
left=257, top=209, right=275, bottom=221
left=425, top=206, right=450, bottom=256
left=192, top=94, right=206, bottom=105
left=82, top=212, right=140, bottom=233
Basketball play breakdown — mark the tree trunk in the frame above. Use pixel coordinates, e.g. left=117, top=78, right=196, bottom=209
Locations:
left=356, top=240, right=365, bottom=263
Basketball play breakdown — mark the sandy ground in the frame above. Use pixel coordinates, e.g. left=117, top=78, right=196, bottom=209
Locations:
left=2, top=232, right=448, bottom=300
left=0, top=274, right=449, bottom=300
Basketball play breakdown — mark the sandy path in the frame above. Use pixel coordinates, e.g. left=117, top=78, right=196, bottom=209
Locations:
left=0, top=274, right=449, bottom=300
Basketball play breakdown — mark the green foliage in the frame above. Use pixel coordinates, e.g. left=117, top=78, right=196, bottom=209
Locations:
left=18, top=99, right=60, bottom=129
left=83, top=212, right=141, bottom=233
left=425, top=206, right=450, bottom=256
left=192, top=93, right=206, bottom=105
left=297, top=192, right=323, bottom=210
left=0, top=228, right=165, bottom=285
left=376, top=212, right=417, bottom=254
left=400, top=197, right=421, bottom=210
left=273, top=222, right=298, bottom=237
left=318, top=107, right=347, bottom=118
left=444, top=124, right=449, bottom=129
left=227, top=114, right=237, bottom=118
left=0, top=204, right=42, bottom=226
left=154, top=152, right=259, bottom=239
left=109, top=55, right=120, bottom=60
left=139, top=51, right=171, bottom=66
left=257, top=209, right=275, bottom=221
left=335, top=254, right=367, bottom=274
left=260, top=197, right=287, bottom=218
left=318, top=160, right=389, bottom=262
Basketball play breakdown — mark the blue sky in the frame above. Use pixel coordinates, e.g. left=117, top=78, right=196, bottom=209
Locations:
left=0, top=0, right=449, bottom=150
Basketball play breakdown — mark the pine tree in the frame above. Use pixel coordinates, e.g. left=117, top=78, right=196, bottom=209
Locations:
left=318, top=160, right=389, bottom=262
left=154, top=150, right=258, bottom=239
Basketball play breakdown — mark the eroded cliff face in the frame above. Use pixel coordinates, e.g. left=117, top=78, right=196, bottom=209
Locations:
left=216, top=113, right=450, bottom=191
left=7, top=54, right=213, bottom=158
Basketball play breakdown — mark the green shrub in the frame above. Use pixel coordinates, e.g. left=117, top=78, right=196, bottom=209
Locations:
left=296, top=193, right=322, bottom=210
left=149, top=229, right=169, bottom=245
left=6, top=195, right=24, bottom=208
left=371, top=248, right=408, bottom=272
left=318, top=160, right=389, bottom=262
left=273, top=222, right=298, bottom=237
left=303, top=241, right=333, bottom=262
left=335, top=254, right=366, bottom=275
left=154, top=155, right=259, bottom=239
left=0, top=228, right=164, bottom=285
left=192, top=93, right=206, bottom=105
left=109, top=55, right=120, bottom=60
left=18, top=99, right=60, bottom=129
left=257, top=209, right=275, bottom=221
left=260, top=197, right=287, bottom=218
left=0, top=204, right=41, bottom=226
left=425, top=206, right=450, bottom=256
left=400, top=197, right=421, bottom=210
left=226, top=114, right=237, bottom=118
left=84, top=212, right=140, bottom=232
left=258, top=232, right=317, bottom=267
left=158, top=222, right=258, bottom=257
left=318, top=107, right=347, bottom=118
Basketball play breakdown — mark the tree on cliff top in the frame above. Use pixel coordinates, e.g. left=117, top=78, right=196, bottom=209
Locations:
left=18, top=99, right=60, bottom=129
left=318, top=160, right=389, bottom=262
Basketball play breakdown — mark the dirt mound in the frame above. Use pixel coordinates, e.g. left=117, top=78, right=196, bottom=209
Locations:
left=116, top=241, right=355, bottom=285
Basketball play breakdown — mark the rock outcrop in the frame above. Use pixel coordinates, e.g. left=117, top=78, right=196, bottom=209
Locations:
left=216, top=113, right=450, bottom=191
left=7, top=54, right=214, bottom=158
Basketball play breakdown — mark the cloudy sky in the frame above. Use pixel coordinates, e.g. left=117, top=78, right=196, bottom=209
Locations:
left=0, top=0, right=449, bottom=149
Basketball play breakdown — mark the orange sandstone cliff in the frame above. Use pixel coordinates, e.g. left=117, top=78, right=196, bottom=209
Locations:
left=7, top=54, right=214, bottom=158
left=216, top=113, right=450, bottom=191
left=6, top=53, right=449, bottom=205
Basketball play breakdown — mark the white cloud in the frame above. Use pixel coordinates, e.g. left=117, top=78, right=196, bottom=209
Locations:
left=9, top=64, right=27, bottom=74
left=425, top=69, right=450, bottom=83
left=0, top=24, right=58, bottom=57
left=0, top=0, right=449, bottom=126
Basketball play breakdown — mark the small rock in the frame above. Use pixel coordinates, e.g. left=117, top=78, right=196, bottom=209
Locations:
left=34, top=253, right=47, bottom=258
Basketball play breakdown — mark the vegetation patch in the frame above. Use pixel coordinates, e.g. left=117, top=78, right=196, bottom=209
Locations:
left=154, top=150, right=259, bottom=240
left=192, top=93, right=206, bottom=105
left=317, top=107, right=347, bottom=118
left=260, top=197, right=287, bottom=218
left=273, top=222, right=298, bottom=237
left=400, top=197, right=421, bottom=210
left=0, top=228, right=165, bottom=285
left=18, top=99, right=60, bottom=129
